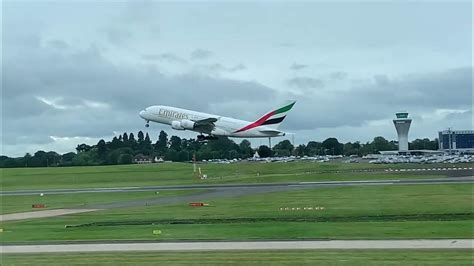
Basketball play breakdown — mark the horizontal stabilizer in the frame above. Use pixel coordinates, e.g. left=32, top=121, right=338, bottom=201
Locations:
left=258, top=129, right=284, bottom=135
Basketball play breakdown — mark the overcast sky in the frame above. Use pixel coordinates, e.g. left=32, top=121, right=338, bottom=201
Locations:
left=2, top=1, right=472, bottom=156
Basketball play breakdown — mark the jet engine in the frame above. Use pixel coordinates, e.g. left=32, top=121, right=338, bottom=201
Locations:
left=180, top=119, right=195, bottom=130
left=171, top=121, right=185, bottom=130
left=171, top=119, right=195, bottom=130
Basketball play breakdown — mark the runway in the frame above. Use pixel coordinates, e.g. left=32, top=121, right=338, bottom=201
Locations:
left=2, top=176, right=473, bottom=196
left=0, top=209, right=100, bottom=222
left=1, top=239, right=472, bottom=253
left=1, top=176, right=472, bottom=222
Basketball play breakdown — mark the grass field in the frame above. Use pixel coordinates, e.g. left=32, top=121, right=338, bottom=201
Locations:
left=1, top=161, right=462, bottom=191
left=2, top=250, right=473, bottom=265
left=1, top=183, right=472, bottom=243
left=0, top=189, right=207, bottom=214
left=1, top=162, right=472, bottom=264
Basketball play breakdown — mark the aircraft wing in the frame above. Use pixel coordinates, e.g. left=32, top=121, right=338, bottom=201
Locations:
left=193, top=117, right=218, bottom=133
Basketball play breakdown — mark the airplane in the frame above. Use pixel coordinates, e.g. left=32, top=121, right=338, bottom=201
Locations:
left=139, top=101, right=296, bottom=141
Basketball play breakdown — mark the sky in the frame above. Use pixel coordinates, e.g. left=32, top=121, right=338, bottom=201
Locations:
left=1, top=1, right=472, bottom=157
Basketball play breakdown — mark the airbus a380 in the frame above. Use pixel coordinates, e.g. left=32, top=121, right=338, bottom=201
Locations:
left=139, top=101, right=296, bottom=141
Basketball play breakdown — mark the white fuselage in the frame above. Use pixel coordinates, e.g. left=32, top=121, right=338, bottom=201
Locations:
left=139, top=105, right=284, bottom=138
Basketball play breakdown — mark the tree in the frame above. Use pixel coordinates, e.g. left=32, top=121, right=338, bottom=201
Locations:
left=118, top=154, right=132, bottom=164
left=295, top=144, right=306, bottom=157
left=128, top=133, right=137, bottom=148
left=166, top=149, right=179, bottom=161
left=207, top=137, right=239, bottom=154
left=107, top=150, right=122, bottom=165
left=46, top=151, right=61, bottom=166
left=343, top=142, right=360, bottom=156
left=137, top=131, right=145, bottom=144
left=239, top=140, right=253, bottom=158
left=142, top=133, right=153, bottom=151
left=169, top=136, right=182, bottom=151
left=97, top=139, right=107, bottom=157
left=122, top=133, right=129, bottom=142
left=72, top=152, right=93, bottom=166
left=178, top=150, right=190, bottom=162
left=61, top=152, right=76, bottom=166
left=410, top=138, right=438, bottom=150
left=305, top=141, right=322, bottom=156
left=273, top=140, right=294, bottom=156
left=23, top=153, right=32, bottom=167
left=322, top=138, right=343, bottom=155
left=257, top=145, right=272, bottom=158
left=110, top=136, right=122, bottom=149
left=76, top=144, right=92, bottom=153
left=144, top=133, right=151, bottom=144
left=155, top=130, right=168, bottom=154
left=372, top=136, right=396, bottom=153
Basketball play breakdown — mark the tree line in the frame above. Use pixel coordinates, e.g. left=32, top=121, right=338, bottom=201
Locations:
left=0, top=130, right=438, bottom=168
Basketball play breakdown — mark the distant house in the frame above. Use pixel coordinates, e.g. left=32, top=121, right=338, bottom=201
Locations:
left=133, top=154, right=153, bottom=164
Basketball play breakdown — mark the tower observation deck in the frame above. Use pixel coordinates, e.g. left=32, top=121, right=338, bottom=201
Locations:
left=393, top=112, right=412, bottom=151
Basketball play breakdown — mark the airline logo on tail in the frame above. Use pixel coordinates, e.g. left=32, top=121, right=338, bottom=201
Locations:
left=234, top=101, right=296, bottom=133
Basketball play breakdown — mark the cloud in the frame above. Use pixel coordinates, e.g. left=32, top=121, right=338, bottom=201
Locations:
left=281, top=67, right=473, bottom=131
left=290, top=63, right=308, bottom=71
left=287, top=77, right=325, bottom=89
left=47, top=40, right=70, bottom=50
left=190, top=49, right=213, bottom=60
left=2, top=39, right=274, bottom=155
left=142, top=53, right=188, bottom=64
left=329, top=71, right=347, bottom=80
left=102, top=1, right=160, bottom=47
left=205, top=63, right=246, bottom=73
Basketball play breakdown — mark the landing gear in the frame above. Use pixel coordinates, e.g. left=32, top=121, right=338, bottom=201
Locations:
left=197, top=135, right=218, bottom=141
left=145, top=121, right=150, bottom=128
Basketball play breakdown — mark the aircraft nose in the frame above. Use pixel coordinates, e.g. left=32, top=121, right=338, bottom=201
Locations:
left=139, top=110, right=146, bottom=119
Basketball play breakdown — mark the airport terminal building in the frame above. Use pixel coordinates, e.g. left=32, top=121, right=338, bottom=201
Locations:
left=438, top=130, right=474, bottom=153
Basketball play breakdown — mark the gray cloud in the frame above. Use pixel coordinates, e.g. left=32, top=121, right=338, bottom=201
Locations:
left=287, top=77, right=325, bottom=89
left=329, top=71, right=348, bottom=80
left=3, top=41, right=273, bottom=148
left=205, top=63, right=246, bottom=73
left=47, top=40, right=70, bottom=50
left=281, top=67, right=472, bottom=131
left=190, top=49, right=213, bottom=60
left=290, top=63, right=308, bottom=71
left=142, top=53, right=188, bottom=64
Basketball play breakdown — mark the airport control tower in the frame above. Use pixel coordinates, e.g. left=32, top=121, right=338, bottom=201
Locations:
left=393, top=112, right=412, bottom=152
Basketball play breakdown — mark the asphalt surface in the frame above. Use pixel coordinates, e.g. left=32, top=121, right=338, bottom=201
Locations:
left=2, top=176, right=473, bottom=196
left=0, top=209, right=100, bottom=222
left=1, top=240, right=472, bottom=253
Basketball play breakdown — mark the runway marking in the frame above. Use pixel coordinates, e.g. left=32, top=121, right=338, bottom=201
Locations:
left=1, top=240, right=472, bottom=253
left=0, top=209, right=100, bottom=222
left=298, top=180, right=400, bottom=185
left=2, top=176, right=473, bottom=197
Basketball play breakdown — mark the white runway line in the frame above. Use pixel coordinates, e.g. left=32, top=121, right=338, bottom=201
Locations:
left=1, top=240, right=473, bottom=253
left=0, top=209, right=100, bottom=222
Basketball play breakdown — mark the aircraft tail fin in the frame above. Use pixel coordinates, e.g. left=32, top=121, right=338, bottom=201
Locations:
left=235, top=101, right=296, bottom=133
left=258, top=100, right=296, bottom=129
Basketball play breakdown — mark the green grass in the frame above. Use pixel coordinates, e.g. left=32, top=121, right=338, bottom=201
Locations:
left=0, top=190, right=206, bottom=214
left=1, top=184, right=472, bottom=243
left=62, top=183, right=474, bottom=221
left=4, top=221, right=471, bottom=243
left=1, top=161, right=461, bottom=191
left=2, top=250, right=473, bottom=265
